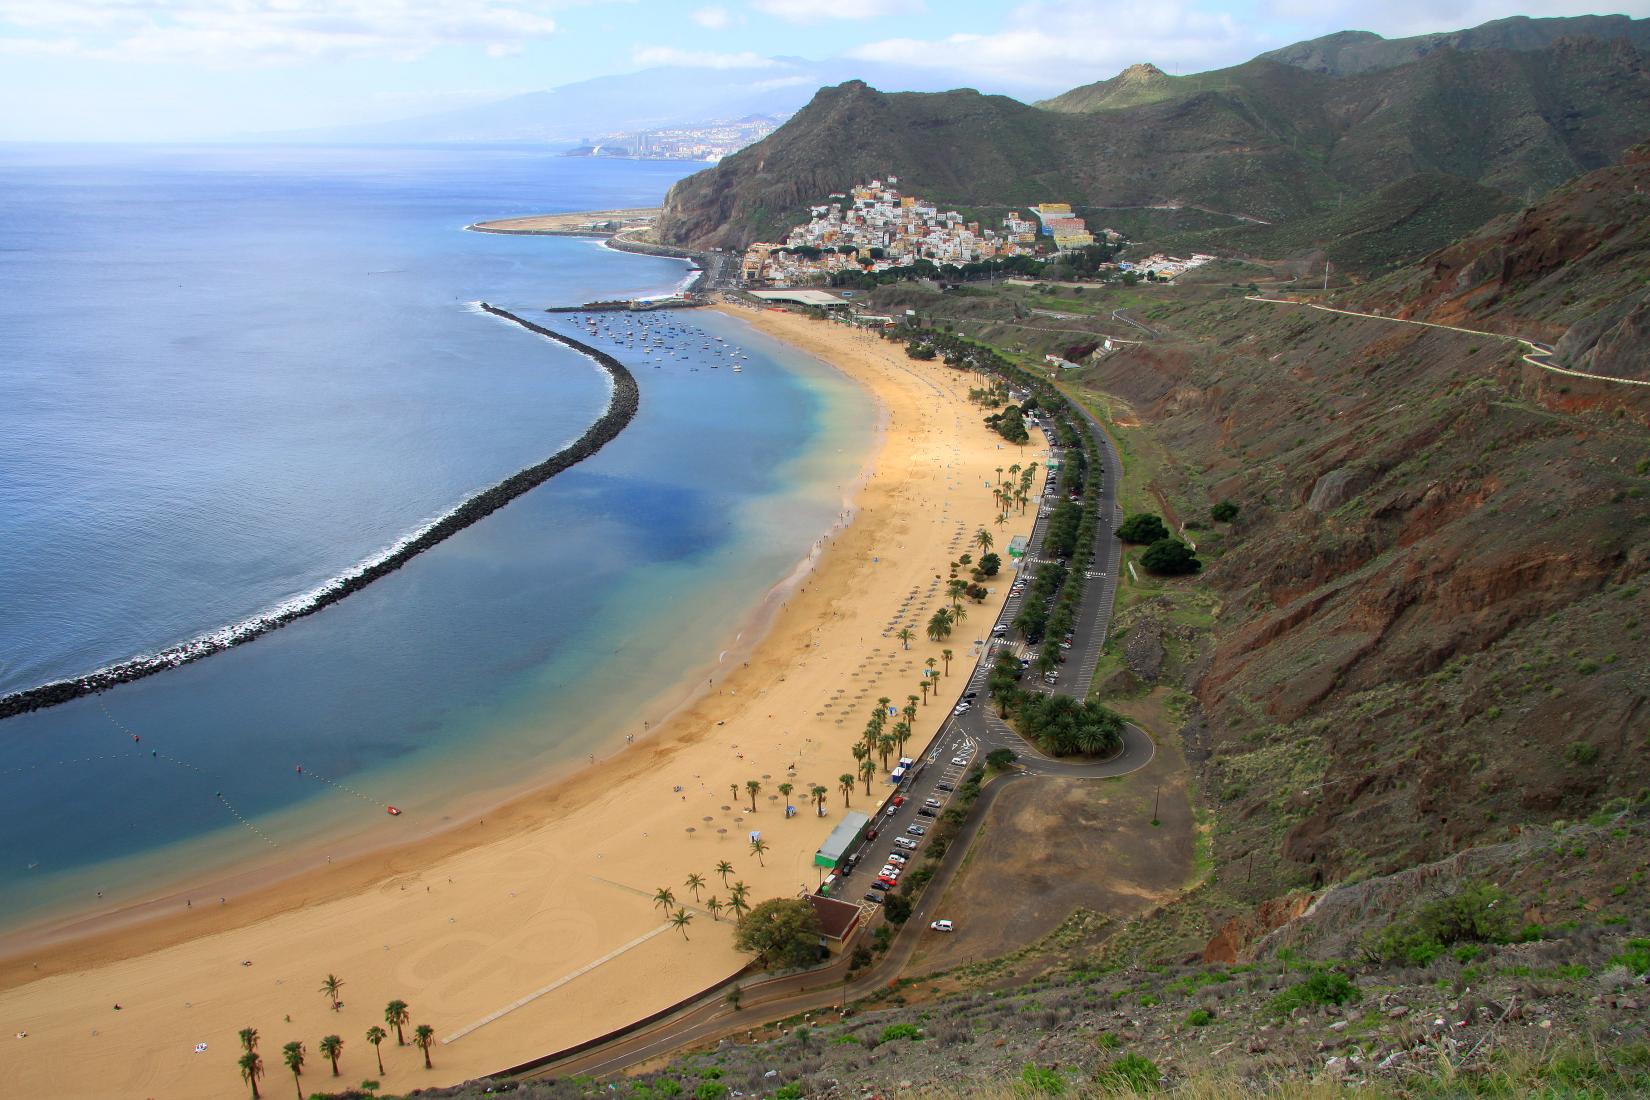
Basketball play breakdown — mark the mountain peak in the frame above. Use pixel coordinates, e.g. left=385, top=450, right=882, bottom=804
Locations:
left=1117, top=62, right=1167, bottom=82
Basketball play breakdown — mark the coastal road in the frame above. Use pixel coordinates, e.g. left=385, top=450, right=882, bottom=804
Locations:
left=515, top=365, right=1145, bottom=1083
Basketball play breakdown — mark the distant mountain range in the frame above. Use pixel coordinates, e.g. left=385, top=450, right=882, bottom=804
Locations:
left=259, top=57, right=1046, bottom=146
left=658, top=14, right=1650, bottom=267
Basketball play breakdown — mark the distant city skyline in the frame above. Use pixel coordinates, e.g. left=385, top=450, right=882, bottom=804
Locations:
left=2, top=0, right=1646, bottom=141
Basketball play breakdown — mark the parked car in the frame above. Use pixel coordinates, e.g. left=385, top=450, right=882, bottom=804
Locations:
left=935, top=783, right=954, bottom=793
left=906, top=824, right=927, bottom=836
left=864, top=892, right=884, bottom=904
left=877, top=875, right=898, bottom=888
left=894, top=837, right=919, bottom=850
left=880, top=865, right=899, bottom=877
left=886, top=852, right=908, bottom=865
left=884, top=804, right=899, bottom=817
left=924, top=797, right=942, bottom=808
left=951, top=756, right=969, bottom=766
left=952, top=702, right=971, bottom=715
left=930, top=919, right=954, bottom=933
left=868, top=880, right=889, bottom=892
left=891, top=794, right=906, bottom=807
left=964, top=691, right=978, bottom=700
left=1043, top=672, right=1058, bottom=685
left=918, top=808, right=938, bottom=818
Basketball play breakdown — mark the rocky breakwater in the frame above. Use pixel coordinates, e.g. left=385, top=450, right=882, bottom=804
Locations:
left=0, top=304, right=640, bottom=722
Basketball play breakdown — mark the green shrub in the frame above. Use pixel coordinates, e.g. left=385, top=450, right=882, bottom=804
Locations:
left=774, top=1085, right=803, bottom=1100
left=1270, top=971, right=1359, bottom=1016
left=1211, top=501, right=1239, bottom=523
left=1095, top=1032, right=1121, bottom=1051
left=1185, top=1008, right=1213, bottom=1027
left=1018, top=1063, right=1065, bottom=1095
left=880, top=1023, right=924, bottom=1042
left=1096, top=1053, right=1160, bottom=1092
left=654, top=1081, right=683, bottom=1098
left=693, top=1082, right=726, bottom=1100
left=1366, top=883, right=1518, bottom=965
left=1614, top=938, right=1650, bottom=976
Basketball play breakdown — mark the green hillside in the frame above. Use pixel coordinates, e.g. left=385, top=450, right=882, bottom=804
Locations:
left=659, top=38, right=1650, bottom=252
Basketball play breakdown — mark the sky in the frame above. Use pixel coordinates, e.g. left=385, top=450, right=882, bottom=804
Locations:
left=2, top=0, right=1646, bottom=141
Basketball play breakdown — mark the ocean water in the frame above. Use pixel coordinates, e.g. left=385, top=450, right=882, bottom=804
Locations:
left=0, top=145, right=873, bottom=933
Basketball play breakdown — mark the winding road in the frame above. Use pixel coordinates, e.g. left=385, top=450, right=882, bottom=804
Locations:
left=1246, top=295, right=1650, bottom=389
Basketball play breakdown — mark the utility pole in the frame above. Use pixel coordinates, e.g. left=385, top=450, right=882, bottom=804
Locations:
left=1151, top=784, right=1160, bottom=826
left=1322, top=260, right=1330, bottom=293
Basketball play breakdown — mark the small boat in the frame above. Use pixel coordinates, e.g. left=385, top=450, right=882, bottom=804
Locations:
left=386, top=806, right=402, bottom=816
left=732, top=365, right=743, bottom=373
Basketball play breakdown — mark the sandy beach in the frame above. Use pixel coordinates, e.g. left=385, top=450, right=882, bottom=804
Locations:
left=0, top=306, right=1046, bottom=1099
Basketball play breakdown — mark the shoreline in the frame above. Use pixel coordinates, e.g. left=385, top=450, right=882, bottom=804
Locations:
left=0, top=306, right=1045, bottom=1100
left=0, top=309, right=638, bottom=724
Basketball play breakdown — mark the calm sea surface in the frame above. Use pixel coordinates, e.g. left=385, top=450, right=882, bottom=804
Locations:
left=0, top=145, right=872, bottom=932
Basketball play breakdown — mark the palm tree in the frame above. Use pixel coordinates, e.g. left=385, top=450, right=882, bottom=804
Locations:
left=319, top=973, right=345, bottom=1012
left=919, top=678, right=930, bottom=706
left=905, top=696, right=919, bottom=727
left=877, top=695, right=892, bottom=717
left=896, top=626, right=914, bottom=650
left=950, top=603, right=968, bottom=629
left=652, top=886, right=676, bottom=912
left=746, top=779, right=761, bottom=812
left=839, top=773, right=855, bottom=807
left=239, top=1027, right=260, bottom=1055
left=975, top=528, right=994, bottom=553
left=926, top=609, right=951, bottom=641
left=877, top=731, right=896, bottom=770
left=413, top=1024, right=435, bottom=1070
left=685, top=872, right=706, bottom=901
left=729, top=881, right=751, bottom=917
left=715, top=860, right=735, bottom=886
left=926, top=656, right=939, bottom=681
left=809, top=784, right=827, bottom=812
left=706, top=896, right=724, bottom=922
left=1009, top=463, right=1021, bottom=484
left=238, top=1051, right=264, bottom=1100
left=319, top=1034, right=343, bottom=1077
left=947, top=578, right=968, bottom=608
left=385, top=1000, right=410, bottom=1046
left=281, top=1040, right=305, bottom=1100
left=942, top=648, right=954, bottom=677
left=729, top=782, right=740, bottom=804
left=893, top=720, right=911, bottom=759
left=996, top=510, right=1008, bottom=529
left=670, top=908, right=694, bottom=940
left=749, top=836, right=768, bottom=866
left=777, top=782, right=794, bottom=815
left=859, top=758, right=875, bottom=796
left=366, top=1027, right=387, bottom=1076
left=996, top=465, right=1004, bottom=487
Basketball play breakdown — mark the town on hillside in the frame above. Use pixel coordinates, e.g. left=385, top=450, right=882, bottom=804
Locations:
left=737, top=176, right=1212, bottom=288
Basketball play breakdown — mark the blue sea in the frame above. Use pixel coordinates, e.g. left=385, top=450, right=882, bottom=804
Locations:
left=0, top=145, right=873, bottom=935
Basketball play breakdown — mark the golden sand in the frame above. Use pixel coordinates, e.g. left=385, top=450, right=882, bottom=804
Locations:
left=0, top=306, right=1045, bottom=1098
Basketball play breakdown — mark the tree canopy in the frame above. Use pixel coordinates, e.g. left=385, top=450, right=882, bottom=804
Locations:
left=733, top=897, right=823, bottom=970
left=1141, top=537, right=1202, bottom=575
left=1116, top=512, right=1169, bottom=544
left=1211, top=500, right=1240, bottom=523
left=1015, top=694, right=1125, bottom=757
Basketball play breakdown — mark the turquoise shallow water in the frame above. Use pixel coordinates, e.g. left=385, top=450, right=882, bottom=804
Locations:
left=0, top=146, right=873, bottom=934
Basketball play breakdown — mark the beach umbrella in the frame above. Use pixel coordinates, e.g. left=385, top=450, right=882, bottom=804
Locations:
left=717, top=828, right=728, bottom=841
left=685, top=827, right=697, bottom=838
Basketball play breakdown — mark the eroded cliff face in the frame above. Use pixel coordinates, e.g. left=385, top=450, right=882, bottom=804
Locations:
left=1364, top=141, right=1650, bottom=369
left=1072, top=294, right=1650, bottom=903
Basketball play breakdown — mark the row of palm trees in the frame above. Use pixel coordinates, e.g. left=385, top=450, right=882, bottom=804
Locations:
left=236, top=997, right=435, bottom=1099
left=654, top=863, right=757, bottom=940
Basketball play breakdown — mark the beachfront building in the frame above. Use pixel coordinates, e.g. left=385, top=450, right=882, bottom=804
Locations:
left=1124, top=252, right=1217, bottom=281
left=813, top=809, right=871, bottom=872
left=806, top=894, right=865, bottom=953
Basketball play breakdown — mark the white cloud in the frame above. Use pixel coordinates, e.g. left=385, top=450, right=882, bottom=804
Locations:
left=848, top=0, right=1256, bottom=90
left=631, top=45, right=781, bottom=68
left=0, top=0, right=564, bottom=66
left=751, top=0, right=925, bottom=23
left=692, top=5, right=732, bottom=28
